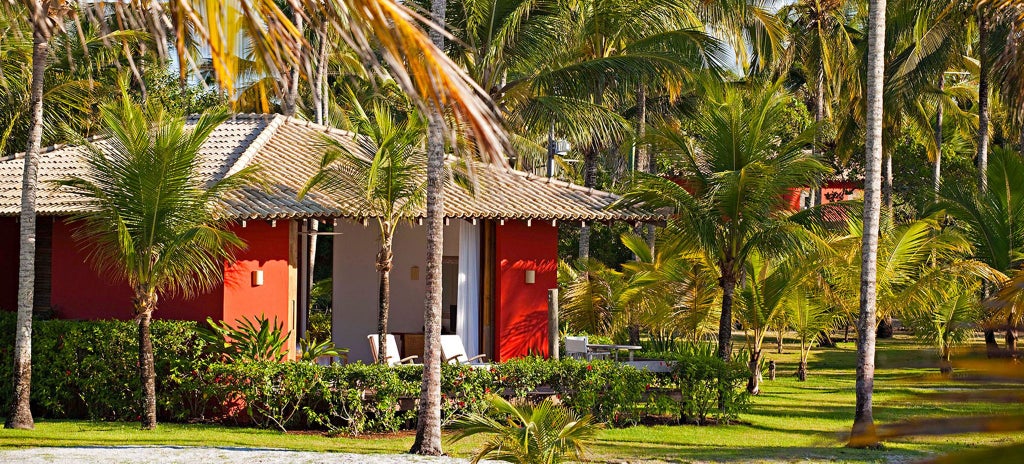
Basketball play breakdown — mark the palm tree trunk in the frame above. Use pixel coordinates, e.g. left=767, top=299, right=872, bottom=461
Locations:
left=850, top=0, right=886, bottom=449
left=933, top=75, right=944, bottom=196
left=1006, top=312, right=1017, bottom=356
left=314, top=21, right=329, bottom=125
left=776, top=329, right=784, bottom=354
left=4, top=16, right=48, bottom=431
left=881, top=152, right=893, bottom=213
left=376, top=234, right=394, bottom=364
left=939, top=349, right=952, bottom=375
left=746, top=349, right=762, bottom=394
left=579, top=144, right=598, bottom=259
left=813, top=64, right=825, bottom=207
left=717, top=268, right=736, bottom=362
left=984, top=328, right=1000, bottom=358
left=635, top=84, right=655, bottom=251
left=977, top=11, right=990, bottom=192
left=135, top=289, right=158, bottom=430
left=411, top=0, right=447, bottom=453
left=283, top=12, right=304, bottom=116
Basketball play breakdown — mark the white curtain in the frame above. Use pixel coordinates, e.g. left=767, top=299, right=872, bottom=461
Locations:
left=456, top=220, right=481, bottom=358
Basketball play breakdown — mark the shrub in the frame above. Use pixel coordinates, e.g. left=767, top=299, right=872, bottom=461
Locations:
left=0, top=313, right=209, bottom=421
left=0, top=316, right=750, bottom=431
left=669, top=353, right=750, bottom=424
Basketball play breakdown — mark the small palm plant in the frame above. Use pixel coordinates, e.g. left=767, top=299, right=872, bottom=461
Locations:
left=301, top=103, right=426, bottom=364
left=907, top=292, right=979, bottom=375
left=786, top=290, right=835, bottom=381
left=55, top=91, right=258, bottom=429
left=449, top=395, right=601, bottom=464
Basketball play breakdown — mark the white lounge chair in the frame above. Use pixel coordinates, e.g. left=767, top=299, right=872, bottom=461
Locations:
left=440, top=334, right=488, bottom=365
left=367, top=334, right=418, bottom=366
left=565, top=336, right=608, bottom=361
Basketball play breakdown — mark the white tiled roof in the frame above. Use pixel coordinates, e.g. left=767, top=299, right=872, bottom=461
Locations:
left=0, top=114, right=658, bottom=222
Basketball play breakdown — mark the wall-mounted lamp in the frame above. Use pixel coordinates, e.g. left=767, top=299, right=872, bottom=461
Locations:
left=410, top=266, right=420, bottom=281
left=251, top=269, right=264, bottom=286
left=524, top=269, right=536, bottom=284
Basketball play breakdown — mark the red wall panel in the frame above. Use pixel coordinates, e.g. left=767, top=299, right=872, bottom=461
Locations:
left=222, top=220, right=294, bottom=349
left=49, top=219, right=223, bottom=321
left=494, top=220, right=556, bottom=361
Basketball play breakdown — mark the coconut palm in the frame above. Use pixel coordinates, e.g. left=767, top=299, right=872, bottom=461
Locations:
left=53, top=93, right=258, bottom=429
left=940, top=147, right=1024, bottom=355
left=301, top=103, right=427, bottom=365
left=737, top=250, right=827, bottom=394
left=907, top=291, right=979, bottom=375
left=412, top=0, right=450, bottom=453
left=448, top=395, right=601, bottom=464
left=615, top=79, right=830, bottom=365
left=849, top=0, right=886, bottom=446
left=786, top=290, right=835, bottom=381
left=779, top=0, right=859, bottom=181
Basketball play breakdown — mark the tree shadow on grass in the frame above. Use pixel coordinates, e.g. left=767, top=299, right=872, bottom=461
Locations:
left=591, top=439, right=926, bottom=463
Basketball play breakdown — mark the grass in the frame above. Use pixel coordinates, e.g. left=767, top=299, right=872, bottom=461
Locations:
left=2, top=335, right=1022, bottom=463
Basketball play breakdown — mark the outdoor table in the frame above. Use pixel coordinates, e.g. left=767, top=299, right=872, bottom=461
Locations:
left=585, top=343, right=643, bottom=361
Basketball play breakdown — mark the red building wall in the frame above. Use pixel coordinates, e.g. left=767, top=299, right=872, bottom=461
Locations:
left=494, top=220, right=557, bottom=361
left=37, top=218, right=294, bottom=342
left=222, top=220, right=296, bottom=350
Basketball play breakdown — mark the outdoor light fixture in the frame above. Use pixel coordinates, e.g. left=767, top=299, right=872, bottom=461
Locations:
left=525, top=269, right=536, bottom=284
left=411, top=266, right=420, bottom=281
left=251, top=269, right=264, bottom=286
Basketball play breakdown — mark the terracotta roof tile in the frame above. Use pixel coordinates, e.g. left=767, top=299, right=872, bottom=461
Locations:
left=0, top=114, right=659, bottom=222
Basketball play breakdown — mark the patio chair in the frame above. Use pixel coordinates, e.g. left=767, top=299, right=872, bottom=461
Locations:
left=367, top=334, right=418, bottom=366
left=440, top=334, right=488, bottom=366
left=564, top=336, right=609, bottom=361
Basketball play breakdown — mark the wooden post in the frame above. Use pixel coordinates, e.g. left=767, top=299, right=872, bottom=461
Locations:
left=768, top=360, right=776, bottom=381
left=548, top=288, right=559, bottom=360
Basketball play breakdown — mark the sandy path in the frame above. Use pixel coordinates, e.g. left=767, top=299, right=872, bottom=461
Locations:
left=0, top=446, right=484, bottom=463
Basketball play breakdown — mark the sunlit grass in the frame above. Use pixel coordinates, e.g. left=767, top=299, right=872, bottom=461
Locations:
left=2, top=335, right=1021, bottom=463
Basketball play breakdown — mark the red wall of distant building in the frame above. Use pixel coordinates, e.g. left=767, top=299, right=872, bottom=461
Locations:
left=0, top=217, right=19, bottom=311
left=494, top=220, right=557, bottom=361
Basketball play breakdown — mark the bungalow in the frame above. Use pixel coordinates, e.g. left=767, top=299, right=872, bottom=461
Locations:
left=0, top=114, right=655, bottom=363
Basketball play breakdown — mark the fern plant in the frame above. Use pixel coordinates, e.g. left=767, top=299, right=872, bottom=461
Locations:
left=448, top=395, right=601, bottom=464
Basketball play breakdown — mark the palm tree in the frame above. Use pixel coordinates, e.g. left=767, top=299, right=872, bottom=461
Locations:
left=411, top=0, right=449, bottom=453
left=301, top=103, right=427, bottom=365
left=906, top=291, right=979, bottom=375
left=786, top=290, right=835, bottom=381
left=940, top=147, right=1024, bottom=355
left=3, top=0, right=61, bottom=431
left=737, top=251, right=825, bottom=394
left=849, top=0, right=886, bottom=447
left=780, top=0, right=858, bottom=191
left=616, top=80, right=830, bottom=365
left=54, top=93, right=258, bottom=429
left=449, top=395, right=601, bottom=464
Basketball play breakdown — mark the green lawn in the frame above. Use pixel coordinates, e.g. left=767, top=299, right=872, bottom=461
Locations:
left=2, top=335, right=1022, bottom=463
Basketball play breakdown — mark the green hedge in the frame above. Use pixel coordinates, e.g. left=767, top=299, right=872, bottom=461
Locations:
left=0, top=314, right=749, bottom=431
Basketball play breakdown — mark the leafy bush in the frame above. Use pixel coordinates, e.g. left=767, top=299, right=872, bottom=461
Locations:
left=669, top=352, right=750, bottom=424
left=0, top=313, right=209, bottom=421
left=0, top=315, right=749, bottom=431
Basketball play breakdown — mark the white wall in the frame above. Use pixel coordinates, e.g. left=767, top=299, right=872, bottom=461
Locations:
left=332, top=219, right=460, bottom=363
